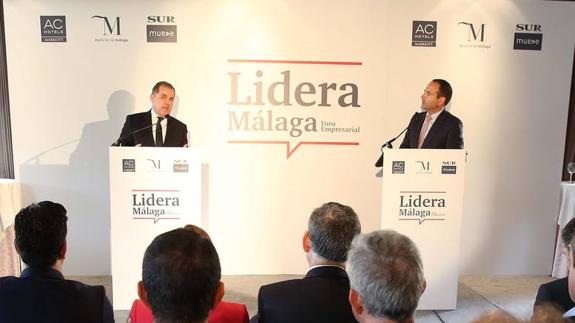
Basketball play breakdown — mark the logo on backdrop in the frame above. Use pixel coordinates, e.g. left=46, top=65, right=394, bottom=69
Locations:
left=173, top=160, right=188, bottom=173
left=226, top=59, right=362, bottom=158
left=412, top=21, right=437, bottom=47
left=122, top=159, right=135, bottom=172
left=398, top=190, right=446, bottom=224
left=513, top=24, right=542, bottom=51
left=457, top=22, right=490, bottom=49
left=416, top=160, right=432, bottom=174
left=40, top=16, right=67, bottom=42
left=147, top=16, right=177, bottom=43
left=441, top=161, right=457, bottom=174
left=392, top=161, right=405, bottom=174
left=146, top=159, right=163, bottom=172
left=91, top=16, right=128, bottom=42
left=131, top=189, right=182, bottom=223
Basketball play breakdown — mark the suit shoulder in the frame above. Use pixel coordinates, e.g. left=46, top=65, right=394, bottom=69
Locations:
left=125, top=111, right=149, bottom=121
left=540, top=277, right=568, bottom=291
left=443, top=111, right=462, bottom=124
left=169, top=115, right=187, bottom=127
left=259, top=279, right=303, bottom=295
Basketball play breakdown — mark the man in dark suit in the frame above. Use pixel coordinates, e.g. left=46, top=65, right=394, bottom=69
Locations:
left=347, top=230, right=425, bottom=323
left=251, top=202, right=361, bottom=323
left=535, top=277, right=575, bottom=313
left=137, top=227, right=224, bottom=323
left=0, top=201, right=114, bottom=323
left=535, top=218, right=575, bottom=316
left=116, top=81, right=188, bottom=147
left=399, top=79, right=463, bottom=149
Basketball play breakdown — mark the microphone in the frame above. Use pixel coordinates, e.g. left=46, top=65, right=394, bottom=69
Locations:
left=374, top=112, right=418, bottom=167
left=111, top=116, right=166, bottom=147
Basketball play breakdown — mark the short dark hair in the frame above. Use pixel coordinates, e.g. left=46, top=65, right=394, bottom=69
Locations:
left=152, top=81, right=175, bottom=94
left=432, top=79, right=453, bottom=106
left=14, top=201, right=68, bottom=268
left=562, top=218, right=575, bottom=267
left=142, top=228, right=221, bottom=323
left=308, top=202, right=361, bottom=262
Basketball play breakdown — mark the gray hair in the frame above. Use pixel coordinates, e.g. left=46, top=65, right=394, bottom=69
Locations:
left=347, top=230, right=424, bottom=322
left=308, top=202, right=361, bottom=262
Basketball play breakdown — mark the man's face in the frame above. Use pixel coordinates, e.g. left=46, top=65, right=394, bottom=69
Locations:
left=150, top=85, right=175, bottom=117
left=420, top=81, right=445, bottom=113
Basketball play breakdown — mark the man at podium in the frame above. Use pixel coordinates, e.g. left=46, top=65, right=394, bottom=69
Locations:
left=399, top=79, right=463, bottom=149
left=116, top=81, right=188, bottom=147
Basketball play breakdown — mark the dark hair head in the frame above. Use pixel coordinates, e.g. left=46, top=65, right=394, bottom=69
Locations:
left=142, top=228, right=221, bottom=323
left=562, top=218, right=575, bottom=251
left=308, top=202, right=361, bottom=262
left=152, top=81, right=175, bottom=94
left=432, top=79, right=453, bottom=106
left=14, top=201, right=68, bottom=268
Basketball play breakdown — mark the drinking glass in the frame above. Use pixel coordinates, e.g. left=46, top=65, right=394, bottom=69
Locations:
left=568, top=162, right=575, bottom=183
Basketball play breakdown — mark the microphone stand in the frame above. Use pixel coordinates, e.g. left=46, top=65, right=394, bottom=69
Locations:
left=375, top=111, right=417, bottom=167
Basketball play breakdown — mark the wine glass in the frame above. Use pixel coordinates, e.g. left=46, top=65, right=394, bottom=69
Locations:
left=568, top=162, right=575, bottom=183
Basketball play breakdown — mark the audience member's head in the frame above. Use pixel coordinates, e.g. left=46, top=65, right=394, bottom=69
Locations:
left=473, top=306, right=565, bottom=323
left=138, top=227, right=224, bottom=323
left=14, top=201, right=68, bottom=269
left=303, top=202, right=361, bottom=266
left=562, top=218, right=575, bottom=303
left=347, top=230, right=425, bottom=323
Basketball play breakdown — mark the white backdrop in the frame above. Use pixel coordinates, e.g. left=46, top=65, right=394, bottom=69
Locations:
left=4, top=0, right=575, bottom=276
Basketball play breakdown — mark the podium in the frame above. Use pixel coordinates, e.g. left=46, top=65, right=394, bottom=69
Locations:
left=380, top=149, right=466, bottom=310
left=109, top=147, right=202, bottom=310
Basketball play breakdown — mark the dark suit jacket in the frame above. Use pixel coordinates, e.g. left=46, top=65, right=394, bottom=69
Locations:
left=251, top=266, right=357, bottom=323
left=0, top=267, right=114, bottom=323
left=399, top=110, right=463, bottom=149
left=535, top=277, right=575, bottom=313
left=118, top=110, right=188, bottom=147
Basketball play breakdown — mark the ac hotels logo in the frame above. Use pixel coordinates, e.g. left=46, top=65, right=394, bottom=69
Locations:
left=40, top=16, right=66, bottom=42
left=412, top=21, right=437, bottom=47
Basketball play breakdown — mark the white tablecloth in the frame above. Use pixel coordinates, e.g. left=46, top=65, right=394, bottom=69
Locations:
left=0, top=180, right=22, bottom=276
left=552, top=182, right=575, bottom=278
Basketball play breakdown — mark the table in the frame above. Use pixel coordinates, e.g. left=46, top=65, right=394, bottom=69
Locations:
left=552, top=182, right=575, bottom=278
left=0, top=179, right=22, bottom=276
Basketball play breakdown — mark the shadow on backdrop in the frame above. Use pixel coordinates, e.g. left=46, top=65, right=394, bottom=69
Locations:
left=19, top=90, right=135, bottom=275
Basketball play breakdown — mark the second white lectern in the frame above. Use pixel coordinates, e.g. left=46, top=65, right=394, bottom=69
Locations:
left=380, top=149, right=466, bottom=310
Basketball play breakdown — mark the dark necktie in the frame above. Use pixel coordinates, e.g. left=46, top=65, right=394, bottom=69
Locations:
left=155, top=117, right=164, bottom=147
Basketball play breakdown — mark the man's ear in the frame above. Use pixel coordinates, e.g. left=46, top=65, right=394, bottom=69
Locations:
left=212, top=281, right=225, bottom=309
left=349, top=288, right=364, bottom=316
left=422, top=279, right=427, bottom=294
left=302, top=231, right=311, bottom=253
left=438, top=96, right=446, bottom=108
left=57, top=240, right=67, bottom=260
left=13, top=240, right=21, bottom=256
left=138, top=281, right=152, bottom=309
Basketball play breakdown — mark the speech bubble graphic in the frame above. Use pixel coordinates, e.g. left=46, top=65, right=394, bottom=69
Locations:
left=227, top=140, right=359, bottom=158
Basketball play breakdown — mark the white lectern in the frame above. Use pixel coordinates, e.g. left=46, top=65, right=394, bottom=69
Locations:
left=380, top=149, right=466, bottom=310
left=109, top=147, right=202, bottom=310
